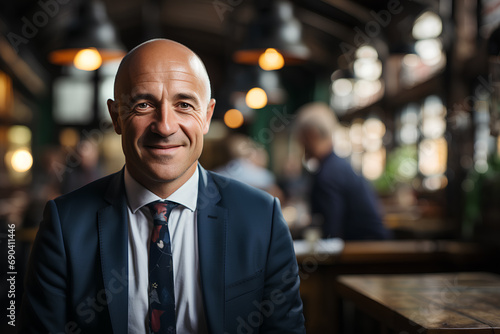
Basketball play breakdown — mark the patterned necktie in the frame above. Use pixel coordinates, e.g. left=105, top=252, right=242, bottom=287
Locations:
left=147, top=200, right=179, bottom=334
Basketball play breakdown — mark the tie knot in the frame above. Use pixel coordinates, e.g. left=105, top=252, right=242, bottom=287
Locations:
left=146, top=200, right=178, bottom=225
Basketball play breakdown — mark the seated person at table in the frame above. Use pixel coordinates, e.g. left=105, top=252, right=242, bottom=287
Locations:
left=295, top=102, right=391, bottom=240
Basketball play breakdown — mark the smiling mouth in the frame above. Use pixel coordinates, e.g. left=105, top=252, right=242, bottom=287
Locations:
left=144, top=144, right=183, bottom=155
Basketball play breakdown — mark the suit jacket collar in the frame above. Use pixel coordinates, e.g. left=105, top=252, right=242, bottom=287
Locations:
left=99, top=169, right=129, bottom=334
left=197, top=165, right=226, bottom=334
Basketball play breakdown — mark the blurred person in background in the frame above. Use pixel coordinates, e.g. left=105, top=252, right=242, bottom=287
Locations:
left=295, top=102, right=391, bottom=240
left=215, top=133, right=284, bottom=201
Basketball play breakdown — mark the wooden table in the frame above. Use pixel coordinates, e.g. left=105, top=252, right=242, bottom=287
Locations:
left=297, top=240, right=495, bottom=333
left=297, top=240, right=490, bottom=272
left=336, top=272, right=500, bottom=333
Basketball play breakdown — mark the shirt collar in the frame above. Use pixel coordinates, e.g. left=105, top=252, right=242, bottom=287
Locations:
left=124, top=165, right=199, bottom=214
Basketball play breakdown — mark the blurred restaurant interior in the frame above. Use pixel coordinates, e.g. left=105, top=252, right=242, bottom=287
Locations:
left=2, top=0, right=500, bottom=333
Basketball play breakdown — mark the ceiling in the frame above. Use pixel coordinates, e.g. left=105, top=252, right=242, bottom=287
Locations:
left=0, top=0, right=435, bottom=101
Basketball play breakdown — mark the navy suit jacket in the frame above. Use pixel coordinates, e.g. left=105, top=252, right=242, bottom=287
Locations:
left=311, top=152, right=390, bottom=240
left=19, top=166, right=305, bottom=333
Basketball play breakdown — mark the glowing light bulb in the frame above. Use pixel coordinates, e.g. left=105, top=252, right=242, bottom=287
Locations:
left=224, top=109, right=244, bottom=129
left=245, top=87, right=268, bottom=109
left=258, top=48, right=285, bottom=71
left=10, top=149, right=33, bottom=173
left=74, top=48, right=102, bottom=71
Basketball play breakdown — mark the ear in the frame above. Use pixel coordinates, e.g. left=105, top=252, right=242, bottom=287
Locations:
left=107, top=99, right=122, bottom=135
left=203, top=98, right=216, bottom=135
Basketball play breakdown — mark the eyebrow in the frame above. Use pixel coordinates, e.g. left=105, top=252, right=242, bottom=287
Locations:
left=173, top=92, right=201, bottom=107
left=128, top=93, right=158, bottom=103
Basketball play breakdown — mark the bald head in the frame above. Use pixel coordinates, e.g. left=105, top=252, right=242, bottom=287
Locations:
left=106, top=38, right=216, bottom=198
left=114, top=39, right=212, bottom=104
left=295, top=102, right=338, bottom=139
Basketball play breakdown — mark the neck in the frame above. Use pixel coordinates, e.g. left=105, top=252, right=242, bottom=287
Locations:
left=316, top=141, right=333, bottom=161
left=128, top=162, right=197, bottom=199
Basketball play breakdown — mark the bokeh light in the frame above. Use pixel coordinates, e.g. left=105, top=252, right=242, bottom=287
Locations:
left=74, top=48, right=103, bottom=71
left=332, top=78, right=353, bottom=97
left=245, top=87, right=268, bottom=109
left=7, top=125, right=31, bottom=146
left=258, top=48, right=285, bottom=71
left=9, top=149, right=33, bottom=173
left=224, top=109, right=245, bottom=129
left=412, top=11, right=443, bottom=40
left=59, top=127, right=80, bottom=147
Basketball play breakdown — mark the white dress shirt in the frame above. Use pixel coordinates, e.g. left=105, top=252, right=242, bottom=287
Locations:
left=124, top=166, right=207, bottom=333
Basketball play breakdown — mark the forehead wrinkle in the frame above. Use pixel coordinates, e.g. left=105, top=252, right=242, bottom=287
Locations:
left=128, top=73, right=205, bottom=104
left=131, top=76, right=203, bottom=96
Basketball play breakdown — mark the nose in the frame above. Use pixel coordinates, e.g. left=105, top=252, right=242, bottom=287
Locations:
left=150, top=104, right=178, bottom=137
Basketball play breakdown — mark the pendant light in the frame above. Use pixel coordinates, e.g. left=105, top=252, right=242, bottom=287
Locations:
left=233, top=0, right=309, bottom=68
left=48, top=0, right=126, bottom=70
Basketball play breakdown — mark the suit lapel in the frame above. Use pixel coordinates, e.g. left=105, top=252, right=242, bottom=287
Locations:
left=197, top=166, right=226, bottom=334
left=98, top=169, right=129, bottom=334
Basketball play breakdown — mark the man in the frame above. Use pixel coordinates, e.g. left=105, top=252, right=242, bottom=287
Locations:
left=295, top=102, right=391, bottom=240
left=20, top=39, right=305, bottom=334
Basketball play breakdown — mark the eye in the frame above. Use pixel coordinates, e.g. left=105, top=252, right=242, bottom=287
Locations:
left=134, top=102, right=153, bottom=112
left=178, top=102, right=193, bottom=110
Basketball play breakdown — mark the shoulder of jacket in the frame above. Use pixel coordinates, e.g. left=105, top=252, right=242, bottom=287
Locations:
left=207, top=170, right=275, bottom=204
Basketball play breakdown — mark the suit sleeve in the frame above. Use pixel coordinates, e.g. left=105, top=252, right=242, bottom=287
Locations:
left=260, top=198, right=305, bottom=333
left=19, top=200, right=69, bottom=333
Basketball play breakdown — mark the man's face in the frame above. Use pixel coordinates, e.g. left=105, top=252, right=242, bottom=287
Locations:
left=298, top=127, right=320, bottom=160
left=108, top=43, right=215, bottom=192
